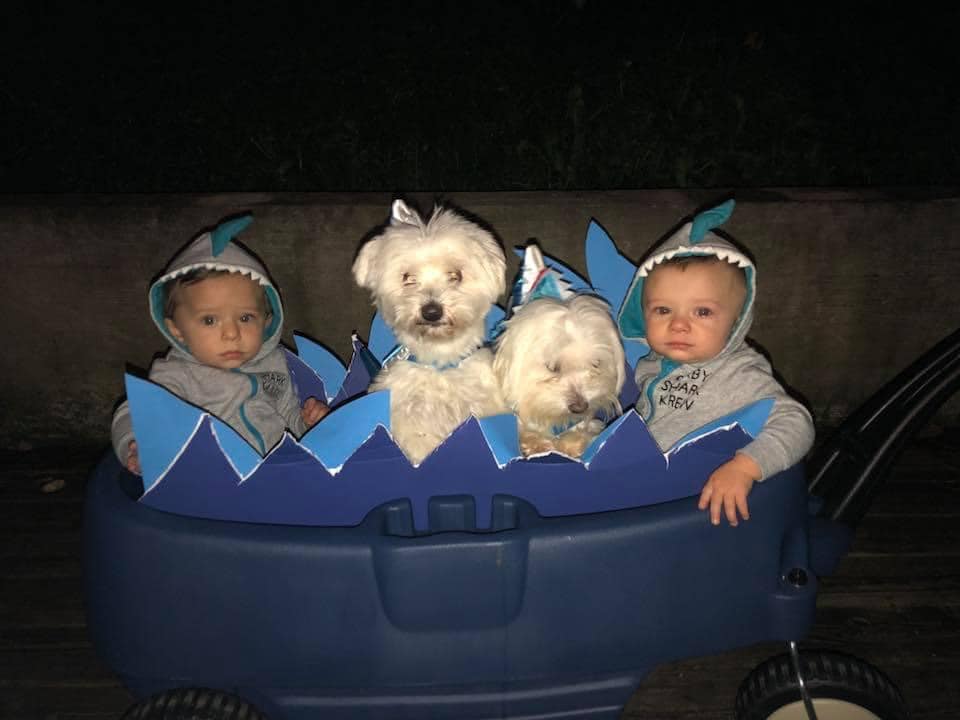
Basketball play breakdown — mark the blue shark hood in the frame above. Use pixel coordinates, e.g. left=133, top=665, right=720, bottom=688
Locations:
left=617, top=200, right=756, bottom=358
left=148, top=215, right=284, bottom=362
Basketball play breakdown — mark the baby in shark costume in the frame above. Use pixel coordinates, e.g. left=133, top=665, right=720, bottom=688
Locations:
left=111, top=216, right=327, bottom=474
left=618, top=201, right=814, bottom=527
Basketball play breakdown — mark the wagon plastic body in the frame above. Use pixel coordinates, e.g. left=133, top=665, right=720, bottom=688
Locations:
left=86, top=454, right=824, bottom=719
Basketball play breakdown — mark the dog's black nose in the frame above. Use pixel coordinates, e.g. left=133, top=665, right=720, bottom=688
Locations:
left=420, top=302, right=444, bottom=322
left=567, top=397, right=589, bottom=415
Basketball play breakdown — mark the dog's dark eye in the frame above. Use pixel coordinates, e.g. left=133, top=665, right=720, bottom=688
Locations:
left=447, top=270, right=463, bottom=284
left=545, top=361, right=560, bottom=374
left=402, top=273, right=417, bottom=286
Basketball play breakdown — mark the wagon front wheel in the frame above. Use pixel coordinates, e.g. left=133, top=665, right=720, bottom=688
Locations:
left=122, top=687, right=267, bottom=720
left=734, top=649, right=908, bottom=720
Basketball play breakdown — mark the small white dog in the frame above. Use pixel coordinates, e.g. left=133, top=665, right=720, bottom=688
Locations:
left=494, top=293, right=626, bottom=458
left=352, top=199, right=508, bottom=464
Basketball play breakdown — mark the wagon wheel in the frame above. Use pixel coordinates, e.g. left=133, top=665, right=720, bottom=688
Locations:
left=122, top=687, right=267, bottom=720
left=734, top=648, right=908, bottom=720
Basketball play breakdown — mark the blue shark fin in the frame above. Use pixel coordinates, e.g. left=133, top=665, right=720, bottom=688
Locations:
left=293, top=334, right=347, bottom=404
left=584, top=219, right=637, bottom=313
left=210, top=214, right=254, bottom=256
left=689, top=199, right=735, bottom=244
left=125, top=373, right=206, bottom=493
left=299, top=391, right=391, bottom=472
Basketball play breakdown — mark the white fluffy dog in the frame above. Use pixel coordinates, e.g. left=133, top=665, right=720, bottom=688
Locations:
left=494, top=294, right=626, bottom=458
left=352, top=199, right=508, bottom=464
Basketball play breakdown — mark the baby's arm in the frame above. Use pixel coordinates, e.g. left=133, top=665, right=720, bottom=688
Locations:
left=112, top=356, right=192, bottom=476
left=111, top=400, right=142, bottom=474
left=125, top=440, right=141, bottom=474
left=698, top=452, right=761, bottom=526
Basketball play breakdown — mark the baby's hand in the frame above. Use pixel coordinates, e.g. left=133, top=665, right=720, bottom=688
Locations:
left=126, top=440, right=142, bottom=475
left=301, top=397, right=330, bottom=427
left=698, top=453, right=761, bottom=527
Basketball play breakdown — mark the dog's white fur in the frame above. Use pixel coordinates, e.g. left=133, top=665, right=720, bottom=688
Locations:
left=353, top=199, right=508, bottom=464
left=494, top=294, right=626, bottom=458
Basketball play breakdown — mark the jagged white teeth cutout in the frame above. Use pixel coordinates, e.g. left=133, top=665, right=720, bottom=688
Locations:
left=166, top=265, right=269, bottom=286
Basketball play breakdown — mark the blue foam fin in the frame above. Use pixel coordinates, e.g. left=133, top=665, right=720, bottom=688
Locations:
left=293, top=334, right=346, bottom=403
left=332, top=336, right=380, bottom=406
left=367, top=311, right=397, bottom=363
left=229, top=436, right=336, bottom=524
left=513, top=247, right=591, bottom=294
left=210, top=416, right=263, bottom=477
left=624, top=339, right=651, bottom=369
left=125, top=373, right=206, bottom=493
left=342, top=424, right=407, bottom=462
left=210, top=214, right=253, bottom=256
left=325, top=428, right=417, bottom=526
left=581, top=411, right=634, bottom=465
left=669, top=397, right=775, bottom=453
left=284, top=347, right=327, bottom=407
left=673, top=424, right=753, bottom=460
left=299, top=391, right=391, bottom=472
left=689, top=199, right=735, bottom=244
left=478, top=413, right=521, bottom=467
left=135, top=403, right=759, bottom=527
left=138, top=417, right=243, bottom=516
left=528, top=274, right=564, bottom=302
left=582, top=411, right=666, bottom=471
left=585, top=219, right=638, bottom=313
left=353, top=334, right=383, bottom=377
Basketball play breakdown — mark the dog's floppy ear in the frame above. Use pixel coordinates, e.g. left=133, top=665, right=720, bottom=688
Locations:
left=391, top=199, right=422, bottom=228
left=476, top=230, right=508, bottom=297
left=352, top=238, right=380, bottom=290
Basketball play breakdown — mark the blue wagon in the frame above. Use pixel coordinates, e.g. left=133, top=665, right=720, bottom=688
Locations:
left=85, top=219, right=957, bottom=719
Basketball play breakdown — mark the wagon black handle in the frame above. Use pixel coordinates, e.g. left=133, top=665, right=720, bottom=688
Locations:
left=807, top=326, right=960, bottom=525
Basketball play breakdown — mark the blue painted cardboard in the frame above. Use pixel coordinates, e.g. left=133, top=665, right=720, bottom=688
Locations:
left=130, top=369, right=770, bottom=530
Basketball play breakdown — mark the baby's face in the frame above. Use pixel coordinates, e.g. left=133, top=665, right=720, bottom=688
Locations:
left=642, top=261, right=745, bottom=364
left=165, top=273, right=268, bottom=370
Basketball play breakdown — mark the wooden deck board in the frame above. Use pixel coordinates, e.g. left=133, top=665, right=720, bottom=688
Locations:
left=3, top=435, right=958, bottom=719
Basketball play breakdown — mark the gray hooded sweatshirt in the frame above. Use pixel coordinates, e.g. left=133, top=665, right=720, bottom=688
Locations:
left=111, top=216, right=305, bottom=464
left=617, top=202, right=814, bottom=480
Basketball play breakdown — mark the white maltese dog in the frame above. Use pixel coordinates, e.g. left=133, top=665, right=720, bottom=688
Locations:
left=352, top=199, right=508, bottom=464
left=493, top=247, right=626, bottom=458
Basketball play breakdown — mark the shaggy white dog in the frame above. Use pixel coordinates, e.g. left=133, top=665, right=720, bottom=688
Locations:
left=494, top=294, right=626, bottom=458
left=352, top=199, right=508, bottom=464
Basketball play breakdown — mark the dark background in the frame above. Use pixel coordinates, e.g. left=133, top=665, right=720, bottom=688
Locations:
left=2, top=5, right=960, bottom=719
left=2, top=1, right=958, bottom=193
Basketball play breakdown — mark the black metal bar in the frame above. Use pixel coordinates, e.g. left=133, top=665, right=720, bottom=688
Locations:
left=788, top=641, right=819, bottom=720
left=807, top=327, right=960, bottom=526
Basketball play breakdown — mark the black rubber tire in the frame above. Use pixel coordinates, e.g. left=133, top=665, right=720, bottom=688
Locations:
left=122, top=687, right=267, bottom=720
left=735, top=650, right=909, bottom=720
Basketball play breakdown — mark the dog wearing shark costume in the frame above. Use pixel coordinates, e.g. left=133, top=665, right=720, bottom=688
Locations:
left=494, top=244, right=626, bottom=458
left=352, top=199, right=508, bottom=465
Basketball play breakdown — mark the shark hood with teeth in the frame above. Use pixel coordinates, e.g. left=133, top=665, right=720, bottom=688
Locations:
left=148, top=215, right=284, bottom=363
left=111, top=214, right=305, bottom=462
left=617, top=199, right=755, bottom=360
